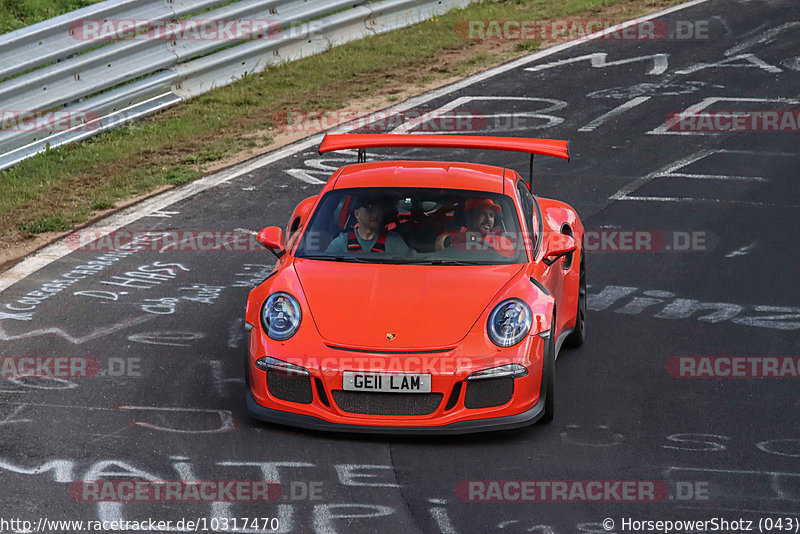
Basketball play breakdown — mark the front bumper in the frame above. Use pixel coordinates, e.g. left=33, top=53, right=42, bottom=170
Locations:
left=245, top=327, right=551, bottom=434
left=246, top=389, right=546, bottom=434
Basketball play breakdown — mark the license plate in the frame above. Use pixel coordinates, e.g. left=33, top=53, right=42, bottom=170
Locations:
left=342, top=372, right=431, bottom=393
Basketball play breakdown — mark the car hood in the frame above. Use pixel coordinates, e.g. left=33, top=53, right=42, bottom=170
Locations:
left=294, top=259, right=522, bottom=349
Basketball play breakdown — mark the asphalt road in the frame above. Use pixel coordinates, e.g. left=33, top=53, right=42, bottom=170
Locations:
left=1, top=0, right=799, bottom=532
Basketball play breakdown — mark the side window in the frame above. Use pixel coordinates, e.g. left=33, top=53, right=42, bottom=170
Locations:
left=516, top=181, right=536, bottom=251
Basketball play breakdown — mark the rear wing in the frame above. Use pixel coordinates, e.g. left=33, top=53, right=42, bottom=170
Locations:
left=319, top=134, right=569, bottom=159
left=318, top=134, right=570, bottom=187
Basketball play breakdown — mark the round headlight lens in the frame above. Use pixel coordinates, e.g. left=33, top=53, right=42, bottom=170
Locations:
left=261, top=292, right=301, bottom=341
left=487, top=298, right=532, bottom=347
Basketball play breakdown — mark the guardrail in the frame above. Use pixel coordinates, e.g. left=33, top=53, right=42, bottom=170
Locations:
left=0, top=0, right=473, bottom=171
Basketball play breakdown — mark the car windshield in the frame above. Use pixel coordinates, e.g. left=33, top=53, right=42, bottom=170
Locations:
left=295, top=187, right=529, bottom=264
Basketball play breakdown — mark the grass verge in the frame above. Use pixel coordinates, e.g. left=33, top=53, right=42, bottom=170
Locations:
left=0, top=0, right=686, bottom=266
left=0, top=0, right=105, bottom=34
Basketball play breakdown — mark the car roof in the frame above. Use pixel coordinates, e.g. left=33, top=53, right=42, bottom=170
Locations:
left=331, top=160, right=508, bottom=194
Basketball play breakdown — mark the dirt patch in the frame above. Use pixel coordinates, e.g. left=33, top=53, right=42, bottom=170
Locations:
left=0, top=185, right=171, bottom=271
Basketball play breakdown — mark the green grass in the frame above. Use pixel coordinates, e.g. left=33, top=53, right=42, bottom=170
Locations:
left=0, top=0, right=106, bottom=34
left=18, top=216, right=72, bottom=233
left=0, top=0, right=687, bottom=239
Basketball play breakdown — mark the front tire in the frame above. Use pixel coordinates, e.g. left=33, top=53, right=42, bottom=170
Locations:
left=564, top=247, right=586, bottom=348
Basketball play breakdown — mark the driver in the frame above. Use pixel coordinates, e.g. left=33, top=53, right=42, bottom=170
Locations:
left=434, top=198, right=515, bottom=257
left=326, top=195, right=411, bottom=255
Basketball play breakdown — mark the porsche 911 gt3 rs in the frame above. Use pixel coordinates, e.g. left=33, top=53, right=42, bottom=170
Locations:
left=244, top=134, right=585, bottom=434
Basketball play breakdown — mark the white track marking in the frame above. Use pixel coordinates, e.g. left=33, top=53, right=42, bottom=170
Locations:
left=429, top=505, right=458, bottom=534
left=649, top=96, right=800, bottom=135
left=234, top=227, right=258, bottom=236
left=386, top=96, right=567, bottom=134
left=144, top=210, right=180, bottom=218
left=205, top=229, right=256, bottom=252
left=117, top=405, right=236, bottom=434
left=0, top=402, right=117, bottom=411
left=578, top=96, right=651, bottom=132
left=664, top=172, right=765, bottom=182
left=209, top=359, right=241, bottom=394
left=0, top=0, right=711, bottom=295
left=726, top=242, right=757, bottom=258
left=157, top=233, right=194, bottom=253
left=0, top=314, right=152, bottom=344
left=0, top=404, right=31, bottom=426
left=227, top=317, right=246, bottom=349
left=610, top=149, right=799, bottom=204
left=711, top=15, right=733, bottom=37
left=663, top=466, right=800, bottom=476
left=783, top=57, right=800, bottom=72
left=524, top=52, right=670, bottom=76
left=610, top=149, right=714, bottom=201
left=724, top=22, right=800, bottom=56
left=127, top=330, right=206, bottom=347
left=611, top=196, right=790, bottom=206
left=560, top=424, right=625, bottom=446
left=675, top=53, right=783, bottom=74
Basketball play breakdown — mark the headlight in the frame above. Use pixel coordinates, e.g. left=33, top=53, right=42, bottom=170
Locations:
left=256, top=356, right=309, bottom=377
left=261, top=292, right=301, bottom=340
left=487, top=298, right=532, bottom=347
left=467, top=363, right=529, bottom=380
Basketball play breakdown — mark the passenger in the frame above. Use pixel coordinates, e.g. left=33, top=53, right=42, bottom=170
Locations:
left=434, top=198, right=515, bottom=257
left=326, top=195, right=411, bottom=255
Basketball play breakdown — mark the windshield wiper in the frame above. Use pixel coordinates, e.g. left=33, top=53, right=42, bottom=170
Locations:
left=300, top=255, right=498, bottom=265
left=299, top=255, right=416, bottom=264
left=299, top=255, right=372, bottom=263
left=410, top=259, right=488, bottom=265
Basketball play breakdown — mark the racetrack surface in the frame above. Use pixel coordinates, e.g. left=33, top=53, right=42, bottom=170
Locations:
left=1, top=0, right=799, bottom=532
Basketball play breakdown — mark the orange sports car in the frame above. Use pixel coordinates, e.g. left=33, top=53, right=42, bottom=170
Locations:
left=244, top=134, right=585, bottom=433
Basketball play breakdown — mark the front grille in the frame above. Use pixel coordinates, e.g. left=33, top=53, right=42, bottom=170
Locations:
left=464, top=377, right=514, bottom=409
left=444, top=382, right=463, bottom=411
left=332, top=391, right=443, bottom=416
left=267, top=370, right=313, bottom=404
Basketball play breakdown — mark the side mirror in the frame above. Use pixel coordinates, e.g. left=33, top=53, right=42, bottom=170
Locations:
left=257, top=226, right=285, bottom=258
left=543, top=233, right=576, bottom=266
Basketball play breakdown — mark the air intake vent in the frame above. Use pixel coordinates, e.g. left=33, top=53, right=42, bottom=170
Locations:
left=267, top=370, right=313, bottom=404
left=464, top=377, right=513, bottom=409
left=332, top=391, right=443, bottom=416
